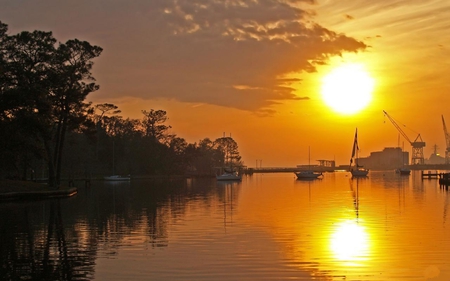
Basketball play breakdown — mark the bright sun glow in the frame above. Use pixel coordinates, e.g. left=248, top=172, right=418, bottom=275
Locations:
left=331, top=220, right=369, bottom=261
left=321, top=63, right=374, bottom=115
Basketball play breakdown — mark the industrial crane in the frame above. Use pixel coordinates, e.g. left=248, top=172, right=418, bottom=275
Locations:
left=442, top=115, right=450, bottom=164
left=383, top=110, right=426, bottom=164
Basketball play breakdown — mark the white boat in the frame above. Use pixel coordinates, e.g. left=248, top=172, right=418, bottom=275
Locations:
left=216, top=141, right=242, bottom=181
left=104, top=139, right=130, bottom=181
left=104, top=175, right=130, bottom=181
left=216, top=171, right=242, bottom=181
left=350, top=128, right=369, bottom=177
left=295, top=146, right=322, bottom=180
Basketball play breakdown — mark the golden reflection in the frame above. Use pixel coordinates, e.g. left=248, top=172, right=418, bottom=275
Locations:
left=330, top=220, right=370, bottom=262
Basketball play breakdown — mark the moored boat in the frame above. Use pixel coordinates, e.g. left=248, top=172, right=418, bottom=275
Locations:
left=396, top=167, right=411, bottom=175
left=216, top=171, right=242, bottom=181
left=104, top=175, right=130, bottom=181
left=295, top=170, right=322, bottom=180
left=295, top=146, right=322, bottom=180
left=350, top=128, right=369, bottom=177
left=351, top=168, right=369, bottom=177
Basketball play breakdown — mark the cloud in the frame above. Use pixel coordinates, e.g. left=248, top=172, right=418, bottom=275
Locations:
left=344, top=14, right=355, bottom=20
left=0, top=0, right=368, bottom=114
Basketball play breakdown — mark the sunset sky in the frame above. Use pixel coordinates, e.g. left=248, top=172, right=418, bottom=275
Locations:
left=2, top=0, right=449, bottom=167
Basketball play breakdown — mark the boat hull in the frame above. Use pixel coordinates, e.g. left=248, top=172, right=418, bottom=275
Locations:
left=351, top=169, right=369, bottom=177
left=104, top=175, right=131, bottom=181
left=295, top=171, right=322, bottom=179
left=216, top=173, right=242, bottom=181
left=396, top=168, right=411, bottom=175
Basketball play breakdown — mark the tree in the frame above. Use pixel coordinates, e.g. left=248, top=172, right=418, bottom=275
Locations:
left=186, top=138, right=222, bottom=176
left=0, top=24, right=56, bottom=181
left=0, top=21, right=102, bottom=187
left=141, top=109, right=171, bottom=143
left=164, top=136, right=188, bottom=175
left=214, top=137, right=242, bottom=168
left=94, top=103, right=121, bottom=125
left=48, top=39, right=102, bottom=185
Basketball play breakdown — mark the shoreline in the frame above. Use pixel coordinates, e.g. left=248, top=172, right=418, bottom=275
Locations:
left=0, top=180, right=78, bottom=202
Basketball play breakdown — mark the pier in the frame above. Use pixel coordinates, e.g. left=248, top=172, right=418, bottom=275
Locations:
left=244, top=166, right=337, bottom=174
left=421, top=171, right=441, bottom=179
left=419, top=171, right=450, bottom=187
left=439, top=173, right=450, bottom=186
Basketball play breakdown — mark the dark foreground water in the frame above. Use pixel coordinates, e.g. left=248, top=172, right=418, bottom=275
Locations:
left=1, top=171, right=450, bottom=281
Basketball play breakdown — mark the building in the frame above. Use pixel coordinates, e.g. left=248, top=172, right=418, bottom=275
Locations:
left=358, top=147, right=409, bottom=170
left=426, top=153, right=445, bottom=164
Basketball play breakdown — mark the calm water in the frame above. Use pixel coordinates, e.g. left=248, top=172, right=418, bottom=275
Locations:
left=1, top=171, right=450, bottom=280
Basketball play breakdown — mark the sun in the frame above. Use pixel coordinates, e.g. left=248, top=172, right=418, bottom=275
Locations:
left=321, top=63, right=375, bottom=115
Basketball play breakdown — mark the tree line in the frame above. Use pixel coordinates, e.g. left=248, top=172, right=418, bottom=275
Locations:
left=0, top=21, right=243, bottom=188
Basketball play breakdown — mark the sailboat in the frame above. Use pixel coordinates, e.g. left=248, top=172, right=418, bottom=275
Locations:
left=216, top=149, right=242, bottom=181
left=350, top=128, right=369, bottom=177
left=295, top=146, right=322, bottom=180
left=104, top=139, right=130, bottom=181
left=395, top=142, right=411, bottom=175
left=216, top=169, right=242, bottom=181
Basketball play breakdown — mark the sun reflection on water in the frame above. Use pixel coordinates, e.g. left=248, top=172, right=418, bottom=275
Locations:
left=330, top=219, right=370, bottom=263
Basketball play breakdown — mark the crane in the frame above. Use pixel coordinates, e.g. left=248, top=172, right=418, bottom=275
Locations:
left=442, top=115, right=450, bottom=164
left=383, top=110, right=426, bottom=164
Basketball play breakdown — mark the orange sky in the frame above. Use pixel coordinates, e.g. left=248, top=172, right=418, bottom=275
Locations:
left=1, top=0, right=449, bottom=167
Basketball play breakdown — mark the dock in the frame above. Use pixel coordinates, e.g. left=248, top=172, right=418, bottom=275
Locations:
left=421, top=171, right=441, bottom=179
left=420, top=171, right=450, bottom=187
left=439, top=173, right=450, bottom=186
left=244, top=166, right=337, bottom=174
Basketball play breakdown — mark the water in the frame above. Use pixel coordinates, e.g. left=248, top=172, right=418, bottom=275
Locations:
left=1, top=171, right=450, bottom=281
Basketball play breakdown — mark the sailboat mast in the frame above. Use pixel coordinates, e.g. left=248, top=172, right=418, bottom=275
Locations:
left=112, top=138, right=115, bottom=175
left=350, top=128, right=358, bottom=168
left=308, top=146, right=311, bottom=169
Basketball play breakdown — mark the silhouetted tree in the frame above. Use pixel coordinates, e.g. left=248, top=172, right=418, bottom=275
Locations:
left=164, top=136, right=188, bottom=175
left=141, top=109, right=171, bottom=143
left=214, top=137, right=242, bottom=168
left=0, top=20, right=245, bottom=179
left=0, top=21, right=102, bottom=187
left=50, top=39, right=102, bottom=185
left=186, top=138, right=222, bottom=175
left=94, top=103, right=121, bottom=124
left=0, top=23, right=56, bottom=181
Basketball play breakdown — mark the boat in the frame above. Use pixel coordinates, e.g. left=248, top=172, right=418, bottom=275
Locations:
left=350, top=128, right=369, bottom=177
left=351, top=168, right=369, bottom=177
left=216, top=171, right=242, bottom=181
left=395, top=142, right=411, bottom=175
left=104, top=138, right=130, bottom=181
left=395, top=168, right=411, bottom=175
left=295, top=170, right=323, bottom=180
left=104, top=175, right=130, bottom=181
left=295, top=147, right=322, bottom=180
left=216, top=142, right=242, bottom=181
